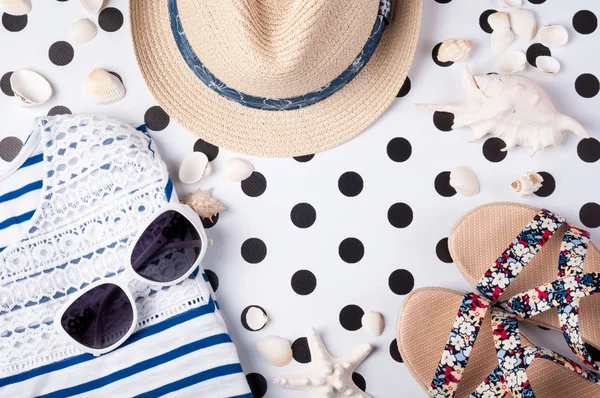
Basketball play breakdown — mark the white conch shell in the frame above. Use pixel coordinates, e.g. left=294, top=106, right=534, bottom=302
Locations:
left=80, top=0, right=103, bottom=14
left=256, top=336, right=293, bottom=367
left=180, top=188, right=224, bottom=221
left=83, top=68, right=126, bottom=105
left=437, top=39, right=473, bottom=63
left=224, top=157, right=254, bottom=182
left=511, top=172, right=544, bottom=196
left=509, top=9, right=537, bottom=40
left=242, top=306, right=268, bottom=331
left=497, top=50, right=527, bottom=74
left=0, top=0, right=31, bottom=15
left=536, top=56, right=560, bottom=75
left=418, top=66, right=589, bottom=155
left=491, top=30, right=515, bottom=53
left=499, top=0, right=522, bottom=8
left=538, top=24, right=568, bottom=48
left=361, top=311, right=384, bottom=336
left=68, top=18, right=97, bottom=45
left=449, top=166, right=479, bottom=197
left=9, top=69, right=52, bottom=107
left=488, top=12, right=511, bottom=33
left=178, top=152, right=211, bottom=184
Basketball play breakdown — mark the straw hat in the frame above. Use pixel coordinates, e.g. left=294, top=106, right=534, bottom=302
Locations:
left=130, top=0, right=422, bottom=157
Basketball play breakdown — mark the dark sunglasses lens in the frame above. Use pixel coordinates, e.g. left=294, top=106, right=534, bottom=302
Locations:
left=131, top=210, right=202, bottom=283
left=60, top=283, right=134, bottom=350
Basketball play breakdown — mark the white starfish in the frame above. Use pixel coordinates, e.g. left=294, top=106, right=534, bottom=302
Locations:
left=273, top=328, right=373, bottom=398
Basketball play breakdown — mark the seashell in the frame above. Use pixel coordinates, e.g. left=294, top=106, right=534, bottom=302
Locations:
left=224, top=157, right=254, bottom=182
left=68, top=18, right=97, bottom=45
left=241, top=305, right=268, bottom=331
left=0, top=0, right=31, bottom=16
left=80, top=0, right=103, bottom=14
left=538, top=24, right=568, bottom=48
left=449, top=166, right=479, bottom=197
left=178, top=152, right=211, bottom=184
left=509, top=9, right=537, bottom=40
left=256, top=336, right=293, bottom=367
left=511, top=172, right=544, bottom=196
left=536, top=56, right=560, bottom=76
left=499, top=0, right=522, bottom=8
left=361, top=311, right=384, bottom=336
left=181, top=187, right=224, bottom=221
left=488, top=12, right=511, bottom=33
left=9, top=69, right=52, bottom=107
left=418, top=66, right=589, bottom=155
left=437, top=39, right=473, bottom=63
left=83, top=68, right=126, bottom=105
left=497, top=50, right=527, bottom=74
left=490, top=30, right=515, bottom=53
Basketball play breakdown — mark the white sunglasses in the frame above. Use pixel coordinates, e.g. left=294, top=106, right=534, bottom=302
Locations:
left=54, top=203, right=208, bottom=356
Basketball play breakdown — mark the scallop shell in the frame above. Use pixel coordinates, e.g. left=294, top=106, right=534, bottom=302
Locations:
left=488, top=12, right=511, bottom=33
left=68, top=18, right=97, bottom=45
left=491, top=30, right=515, bottom=53
left=224, top=157, right=254, bottom=182
left=499, top=0, right=522, bottom=8
left=536, top=56, right=560, bottom=75
left=538, top=24, right=568, bottom=48
left=179, top=152, right=211, bottom=184
left=449, top=166, right=479, bottom=197
left=437, top=39, right=473, bottom=63
left=241, top=305, right=268, bottom=331
left=180, top=188, right=224, bottom=221
left=80, top=0, right=103, bottom=14
left=83, top=68, right=126, bottom=105
left=9, top=69, right=52, bottom=107
left=0, top=0, right=31, bottom=16
left=361, top=311, right=384, bottom=336
left=256, top=336, right=293, bottom=367
left=509, top=9, right=537, bottom=40
left=497, top=50, right=527, bottom=74
left=511, top=172, right=544, bottom=197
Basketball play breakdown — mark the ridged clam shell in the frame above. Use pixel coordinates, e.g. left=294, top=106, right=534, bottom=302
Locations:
left=509, top=9, right=537, bottom=40
left=83, top=68, right=126, bottom=105
left=256, top=336, right=293, bottom=367
left=0, top=0, right=31, bottom=16
left=437, top=39, right=473, bottom=63
left=488, top=12, right=510, bottom=33
left=224, top=157, right=254, bottom=182
left=536, top=56, right=560, bottom=75
left=80, top=0, right=103, bottom=14
left=179, top=152, right=210, bottom=184
left=361, top=311, right=384, bottom=336
left=449, top=166, right=479, bottom=197
left=497, top=50, right=527, bottom=74
left=69, top=18, right=97, bottom=45
left=9, top=69, right=52, bottom=107
left=538, top=24, right=568, bottom=48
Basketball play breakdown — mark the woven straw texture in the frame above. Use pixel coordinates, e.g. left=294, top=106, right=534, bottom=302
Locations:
left=397, top=288, right=600, bottom=397
left=129, top=0, right=421, bottom=157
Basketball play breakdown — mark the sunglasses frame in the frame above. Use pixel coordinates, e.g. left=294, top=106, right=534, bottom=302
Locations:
left=54, top=203, right=208, bottom=356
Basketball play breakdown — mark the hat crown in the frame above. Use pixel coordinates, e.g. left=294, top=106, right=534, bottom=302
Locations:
left=178, top=0, right=381, bottom=98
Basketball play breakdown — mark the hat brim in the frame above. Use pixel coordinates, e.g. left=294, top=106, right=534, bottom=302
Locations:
left=130, top=0, right=422, bottom=157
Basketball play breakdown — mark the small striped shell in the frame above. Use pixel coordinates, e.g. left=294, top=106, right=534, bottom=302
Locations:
left=80, top=0, right=103, bottom=14
left=83, top=68, right=126, bottom=105
left=69, top=18, right=98, bottom=45
left=437, top=39, right=473, bottom=63
left=256, top=336, right=293, bottom=367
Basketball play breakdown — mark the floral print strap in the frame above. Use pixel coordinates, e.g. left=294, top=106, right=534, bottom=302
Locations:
left=476, top=209, right=565, bottom=303
left=429, top=293, right=491, bottom=397
left=558, top=225, right=590, bottom=277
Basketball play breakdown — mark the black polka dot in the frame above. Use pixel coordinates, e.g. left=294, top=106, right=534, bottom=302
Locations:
left=434, top=171, right=457, bottom=197
left=48, top=41, right=74, bottom=66
left=585, top=343, right=600, bottom=362
left=575, top=74, right=600, bottom=98
left=433, top=111, right=454, bottom=132
left=246, top=373, right=267, bottom=398
left=292, top=337, right=311, bottom=363
left=0, top=136, right=23, bottom=162
left=241, top=305, right=267, bottom=331
left=204, top=269, right=219, bottom=292
left=387, top=137, right=412, bottom=162
left=436, top=238, right=453, bottom=263
left=397, top=76, right=411, bottom=97
left=482, top=137, right=508, bottom=162
left=578, top=138, right=600, bottom=163
left=2, top=13, right=27, bottom=32
left=241, top=171, right=267, bottom=197
left=390, top=339, right=403, bottom=363
left=47, top=105, right=72, bottom=116
left=144, top=106, right=170, bottom=131
left=352, top=373, right=367, bottom=392
left=432, top=43, right=453, bottom=67
left=387, top=203, right=413, bottom=228
left=435, top=0, right=453, bottom=3
left=98, top=7, right=124, bottom=32
left=534, top=172, right=555, bottom=197
left=526, top=43, right=551, bottom=67
left=291, top=270, right=317, bottom=296
left=338, top=172, right=363, bottom=197
left=580, top=203, right=600, bottom=228
left=388, top=269, right=415, bottom=295
left=193, top=138, right=219, bottom=161
left=479, top=9, right=497, bottom=34
left=294, top=154, right=314, bottom=162
left=573, top=10, right=598, bottom=35
left=339, top=238, right=364, bottom=264
left=241, top=238, right=267, bottom=264
left=1, top=71, right=13, bottom=96
left=339, top=304, right=364, bottom=331
left=528, top=0, right=546, bottom=4
left=290, top=203, right=316, bottom=228
left=201, top=213, right=218, bottom=229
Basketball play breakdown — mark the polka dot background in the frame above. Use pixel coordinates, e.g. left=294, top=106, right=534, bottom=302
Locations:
left=1, top=1, right=600, bottom=396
